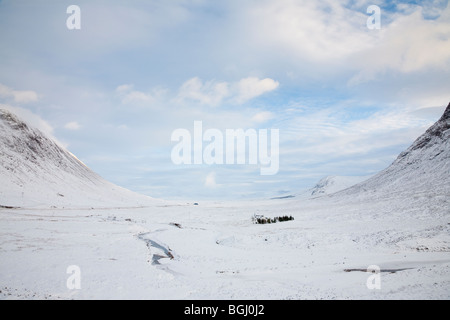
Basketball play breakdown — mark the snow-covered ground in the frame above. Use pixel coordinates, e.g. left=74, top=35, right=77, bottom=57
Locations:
left=0, top=105, right=449, bottom=299
left=0, top=197, right=448, bottom=299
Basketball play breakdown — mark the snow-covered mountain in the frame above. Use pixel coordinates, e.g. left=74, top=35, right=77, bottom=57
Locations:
left=271, top=175, right=372, bottom=200
left=338, top=102, right=450, bottom=199
left=272, top=103, right=449, bottom=204
left=0, top=109, right=156, bottom=208
left=308, top=175, right=372, bottom=197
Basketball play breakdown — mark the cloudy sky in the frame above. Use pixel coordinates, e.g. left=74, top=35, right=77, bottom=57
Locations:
left=0, top=0, right=449, bottom=200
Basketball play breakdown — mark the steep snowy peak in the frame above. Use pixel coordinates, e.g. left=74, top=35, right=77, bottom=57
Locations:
left=396, top=103, right=450, bottom=162
left=340, top=102, right=450, bottom=198
left=1, top=109, right=97, bottom=182
left=0, top=109, right=156, bottom=208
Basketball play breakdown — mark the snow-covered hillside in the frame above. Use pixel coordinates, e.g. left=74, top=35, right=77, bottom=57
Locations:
left=0, top=109, right=156, bottom=208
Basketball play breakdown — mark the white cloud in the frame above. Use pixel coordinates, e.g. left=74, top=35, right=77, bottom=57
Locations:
left=123, top=91, right=154, bottom=104
left=116, top=84, right=155, bottom=106
left=247, top=0, right=374, bottom=62
left=116, top=84, right=134, bottom=94
left=0, top=83, right=39, bottom=104
left=234, top=77, right=279, bottom=104
left=176, top=77, right=230, bottom=106
left=241, top=1, right=450, bottom=85
left=176, top=76, right=279, bottom=106
left=349, top=7, right=450, bottom=85
left=251, top=111, right=274, bottom=124
left=64, top=121, right=81, bottom=130
left=279, top=105, right=434, bottom=163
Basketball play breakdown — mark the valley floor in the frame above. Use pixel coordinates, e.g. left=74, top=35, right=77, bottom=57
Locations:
left=0, top=194, right=449, bottom=300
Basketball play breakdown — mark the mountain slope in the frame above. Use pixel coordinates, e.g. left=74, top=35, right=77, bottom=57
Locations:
left=272, top=175, right=372, bottom=200
left=0, top=109, right=156, bottom=208
left=339, top=102, right=450, bottom=198
left=308, top=175, right=372, bottom=197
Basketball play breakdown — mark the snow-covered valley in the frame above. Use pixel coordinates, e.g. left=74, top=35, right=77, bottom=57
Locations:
left=1, top=105, right=449, bottom=299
